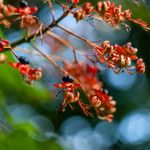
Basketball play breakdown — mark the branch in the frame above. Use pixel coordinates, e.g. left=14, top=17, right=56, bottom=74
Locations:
left=46, top=0, right=55, bottom=21
left=46, top=31, right=80, bottom=63
left=31, top=42, right=67, bottom=74
left=10, top=4, right=75, bottom=48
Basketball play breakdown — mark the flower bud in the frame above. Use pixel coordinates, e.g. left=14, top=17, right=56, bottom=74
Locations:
left=0, top=53, right=7, bottom=63
left=74, top=11, right=83, bottom=21
left=95, top=2, right=103, bottom=13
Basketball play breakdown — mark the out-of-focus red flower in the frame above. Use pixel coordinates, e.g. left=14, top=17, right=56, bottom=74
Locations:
left=72, top=0, right=79, bottom=4
left=0, top=39, right=10, bottom=52
left=17, top=6, right=38, bottom=28
left=0, top=3, right=37, bottom=28
left=16, top=6, right=37, bottom=16
left=53, top=62, right=116, bottom=122
left=9, top=62, right=42, bottom=84
left=20, top=15, right=37, bottom=28
left=0, top=53, right=7, bottom=63
left=64, top=62, right=103, bottom=91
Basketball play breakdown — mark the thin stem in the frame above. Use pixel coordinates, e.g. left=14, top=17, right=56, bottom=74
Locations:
left=47, top=0, right=55, bottom=21
left=57, top=24, right=108, bottom=62
left=30, top=42, right=88, bottom=95
left=57, top=24, right=98, bottom=49
left=14, top=46, right=68, bottom=62
left=54, top=0, right=72, bottom=12
left=10, top=48, right=20, bottom=61
left=46, top=30, right=79, bottom=63
left=31, top=42, right=67, bottom=74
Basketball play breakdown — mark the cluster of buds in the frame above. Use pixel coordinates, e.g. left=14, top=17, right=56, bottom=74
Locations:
left=54, top=62, right=116, bottom=122
left=95, top=1, right=131, bottom=27
left=89, top=90, right=116, bottom=122
left=95, top=41, right=145, bottom=74
left=9, top=62, right=42, bottom=84
left=0, top=39, right=10, bottom=52
left=0, top=0, right=37, bottom=28
left=136, top=58, right=145, bottom=73
left=0, top=3, right=17, bottom=28
left=74, top=2, right=94, bottom=21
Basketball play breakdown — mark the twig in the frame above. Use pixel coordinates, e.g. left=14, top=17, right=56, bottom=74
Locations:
left=31, top=42, right=67, bottom=74
left=46, top=30, right=81, bottom=63
left=10, top=4, right=75, bottom=48
left=31, top=42, right=88, bottom=95
left=14, top=46, right=67, bottom=62
left=57, top=24, right=98, bottom=49
left=46, top=0, right=55, bottom=21
left=57, top=24, right=109, bottom=63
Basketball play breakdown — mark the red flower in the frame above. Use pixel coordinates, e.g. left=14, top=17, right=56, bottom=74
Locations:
left=0, top=3, right=37, bottom=28
left=0, top=40, right=10, bottom=52
left=64, top=62, right=103, bottom=91
left=9, top=62, right=42, bottom=84
left=16, top=6, right=38, bottom=28
left=16, top=6, right=37, bottom=16
left=54, top=81, right=91, bottom=116
left=72, top=0, right=79, bottom=4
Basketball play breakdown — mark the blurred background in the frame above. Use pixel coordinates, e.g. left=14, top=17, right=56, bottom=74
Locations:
left=1, top=0, right=150, bottom=149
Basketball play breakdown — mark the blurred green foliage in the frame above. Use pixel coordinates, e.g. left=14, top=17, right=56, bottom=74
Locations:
left=0, top=129, right=63, bottom=150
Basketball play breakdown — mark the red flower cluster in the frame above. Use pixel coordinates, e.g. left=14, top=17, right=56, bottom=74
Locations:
left=73, top=1, right=150, bottom=30
left=0, top=2, right=37, bottom=28
left=95, top=1, right=131, bottom=27
left=0, top=39, right=10, bottom=52
left=54, top=62, right=116, bottom=122
left=95, top=1, right=150, bottom=30
left=54, top=81, right=91, bottom=116
left=9, top=62, right=42, bottom=84
left=89, top=90, right=116, bottom=122
left=95, top=41, right=145, bottom=74
left=17, top=6, right=38, bottom=28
